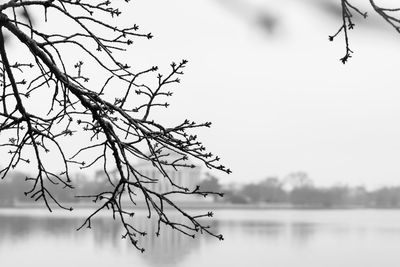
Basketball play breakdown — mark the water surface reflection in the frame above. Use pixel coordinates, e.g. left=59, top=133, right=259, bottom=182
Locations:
left=1, top=209, right=400, bottom=267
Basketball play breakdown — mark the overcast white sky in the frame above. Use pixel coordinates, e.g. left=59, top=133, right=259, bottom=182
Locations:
left=5, top=0, right=400, bottom=189
left=123, top=0, right=400, bottom=189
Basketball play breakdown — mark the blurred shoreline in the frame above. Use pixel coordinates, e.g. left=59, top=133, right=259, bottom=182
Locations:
left=2, top=201, right=400, bottom=210
left=2, top=171, right=400, bottom=210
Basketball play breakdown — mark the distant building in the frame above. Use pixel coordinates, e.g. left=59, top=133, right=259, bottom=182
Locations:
left=133, top=152, right=202, bottom=202
left=99, top=151, right=204, bottom=202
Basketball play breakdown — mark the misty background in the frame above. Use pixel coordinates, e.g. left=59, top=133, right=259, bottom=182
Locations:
left=2, top=0, right=400, bottom=267
left=7, top=0, right=400, bottom=189
left=127, top=0, right=400, bottom=189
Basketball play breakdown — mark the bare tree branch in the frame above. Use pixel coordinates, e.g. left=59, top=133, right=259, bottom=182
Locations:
left=329, top=0, right=400, bottom=63
left=0, top=0, right=229, bottom=251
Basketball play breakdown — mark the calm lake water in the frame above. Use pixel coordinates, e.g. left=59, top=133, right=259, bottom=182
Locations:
left=0, top=209, right=399, bottom=267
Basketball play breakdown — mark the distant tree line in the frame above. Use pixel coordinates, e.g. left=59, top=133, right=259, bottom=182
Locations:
left=2, top=171, right=400, bottom=208
left=199, top=172, right=400, bottom=208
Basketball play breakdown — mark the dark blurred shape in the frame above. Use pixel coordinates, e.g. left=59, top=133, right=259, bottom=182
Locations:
left=255, top=11, right=278, bottom=34
left=311, top=0, right=342, bottom=18
left=3, top=33, right=9, bottom=43
left=215, top=0, right=396, bottom=37
left=19, top=8, right=35, bottom=25
left=215, top=0, right=279, bottom=35
left=2, top=8, right=33, bottom=45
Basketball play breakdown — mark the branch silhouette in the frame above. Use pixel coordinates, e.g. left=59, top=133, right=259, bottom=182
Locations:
left=329, top=0, right=400, bottom=63
left=0, top=0, right=228, bottom=251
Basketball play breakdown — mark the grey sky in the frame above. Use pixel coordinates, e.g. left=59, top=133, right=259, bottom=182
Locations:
left=127, top=0, right=400, bottom=188
left=5, top=0, right=400, bottom=189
